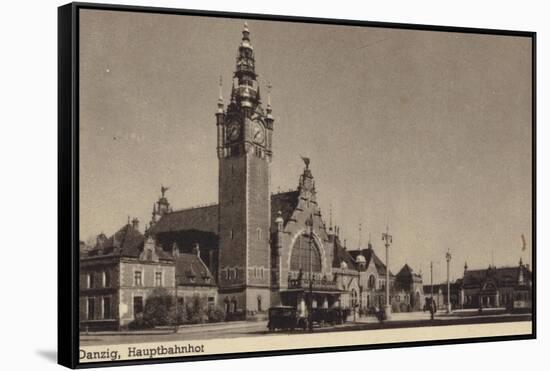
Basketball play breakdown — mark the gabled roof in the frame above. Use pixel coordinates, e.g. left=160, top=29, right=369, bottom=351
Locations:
left=151, top=204, right=219, bottom=235
left=270, top=191, right=300, bottom=231
left=86, top=224, right=173, bottom=260
left=86, top=223, right=144, bottom=257
left=332, top=237, right=357, bottom=270
left=348, top=245, right=394, bottom=276
left=396, top=263, right=422, bottom=279
left=397, top=264, right=414, bottom=277
left=462, top=265, right=531, bottom=288
left=175, top=253, right=216, bottom=287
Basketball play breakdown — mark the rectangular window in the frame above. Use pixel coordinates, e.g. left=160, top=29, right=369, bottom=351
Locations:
left=134, top=271, right=142, bottom=286
left=105, top=271, right=111, bottom=287
left=133, top=296, right=144, bottom=315
left=87, top=273, right=94, bottom=289
left=103, top=296, right=111, bottom=319
left=155, top=272, right=163, bottom=287
left=87, top=297, right=95, bottom=320
left=102, top=271, right=111, bottom=287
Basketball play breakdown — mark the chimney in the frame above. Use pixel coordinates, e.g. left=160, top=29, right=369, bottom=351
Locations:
left=131, top=217, right=139, bottom=231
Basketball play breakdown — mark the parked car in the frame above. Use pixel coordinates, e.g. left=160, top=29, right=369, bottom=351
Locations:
left=267, top=306, right=307, bottom=331
left=311, top=308, right=346, bottom=326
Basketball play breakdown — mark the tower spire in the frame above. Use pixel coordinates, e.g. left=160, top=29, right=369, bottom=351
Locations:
left=232, top=21, right=258, bottom=112
left=217, top=75, right=224, bottom=113
left=358, top=223, right=362, bottom=249
left=242, top=21, right=250, bottom=41
left=329, top=204, right=333, bottom=230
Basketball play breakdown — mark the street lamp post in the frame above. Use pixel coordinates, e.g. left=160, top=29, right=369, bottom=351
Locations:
left=358, top=269, right=363, bottom=318
left=382, top=226, right=393, bottom=320
left=430, top=261, right=434, bottom=307
left=306, top=214, right=314, bottom=332
left=174, top=275, right=179, bottom=333
left=446, top=249, right=452, bottom=314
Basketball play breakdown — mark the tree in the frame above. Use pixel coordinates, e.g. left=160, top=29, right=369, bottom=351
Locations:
left=142, top=288, right=175, bottom=327
left=207, top=305, right=226, bottom=323
left=185, top=294, right=208, bottom=324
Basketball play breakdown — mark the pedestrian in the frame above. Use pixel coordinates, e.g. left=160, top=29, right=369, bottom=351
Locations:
left=375, top=305, right=384, bottom=323
left=430, top=300, right=436, bottom=320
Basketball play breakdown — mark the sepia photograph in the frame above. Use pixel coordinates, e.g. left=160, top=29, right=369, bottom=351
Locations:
left=64, top=3, right=534, bottom=366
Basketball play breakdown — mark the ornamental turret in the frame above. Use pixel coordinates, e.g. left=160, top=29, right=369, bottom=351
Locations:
left=298, top=156, right=316, bottom=198
left=226, top=22, right=263, bottom=118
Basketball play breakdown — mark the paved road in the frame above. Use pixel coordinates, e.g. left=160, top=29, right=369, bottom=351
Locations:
left=80, top=312, right=531, bottom=345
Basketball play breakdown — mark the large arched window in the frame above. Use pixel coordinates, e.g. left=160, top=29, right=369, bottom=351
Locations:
left=290, top=234, right=321, bottom=272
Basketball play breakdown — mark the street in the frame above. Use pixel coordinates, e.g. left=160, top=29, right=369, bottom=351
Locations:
left=80, top=310, right=532, bottom=346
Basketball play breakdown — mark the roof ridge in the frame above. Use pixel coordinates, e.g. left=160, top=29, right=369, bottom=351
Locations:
left=169, top=203, right=218, bottom=213
left=271, top=189, right=299, bottom=196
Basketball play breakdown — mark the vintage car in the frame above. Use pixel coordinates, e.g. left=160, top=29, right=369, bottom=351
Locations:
left=310, top=307, right=347, bottom=326
left=267, top=306, right=308, bottom=331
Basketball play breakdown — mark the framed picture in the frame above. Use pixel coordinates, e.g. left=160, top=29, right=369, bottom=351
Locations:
left=58, top=2, right=536, bottom=368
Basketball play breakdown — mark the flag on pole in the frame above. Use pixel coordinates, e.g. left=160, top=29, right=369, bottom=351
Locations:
left=521, top=234, right=527, bottom=251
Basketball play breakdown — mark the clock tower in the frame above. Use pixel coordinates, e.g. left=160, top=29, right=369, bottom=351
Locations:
left=216, top=23, right=274, bottom=315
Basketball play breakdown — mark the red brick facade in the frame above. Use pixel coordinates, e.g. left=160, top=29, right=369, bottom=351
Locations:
left=216, top=24, right=273, bottom=314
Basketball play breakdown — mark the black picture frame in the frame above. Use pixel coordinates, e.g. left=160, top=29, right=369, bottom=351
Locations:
left=58, top=2, right=536, bottom=368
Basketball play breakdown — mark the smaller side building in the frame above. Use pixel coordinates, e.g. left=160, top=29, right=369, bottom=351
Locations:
left=80, top=219, right=218, bottom=331
left=80, top=220, right=175, bottom=331
left=422, top=259, right=532, bottom=311
left=462, top=259, right=532, bottom=310
left=174, top=243, right=218, bottom=313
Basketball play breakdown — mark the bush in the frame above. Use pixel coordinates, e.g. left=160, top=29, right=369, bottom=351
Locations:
left=169, top=302, right=187, bottom=326
left=185, top=294, right=208, bottom=324
left=226, top=310, right=246, bottom=322
left=142, top=288, right=175, bottom=327
left=207, top=305, right=226, bottom=323
left=128, top=313, right=147, bottom=330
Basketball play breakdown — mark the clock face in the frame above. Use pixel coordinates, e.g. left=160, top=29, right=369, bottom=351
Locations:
left=252, top=121, right=265, bottom=145
left=227, top=122, right=240, bottom=141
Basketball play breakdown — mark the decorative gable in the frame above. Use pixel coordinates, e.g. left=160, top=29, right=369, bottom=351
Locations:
left=140, top=235, right=159, bottom=262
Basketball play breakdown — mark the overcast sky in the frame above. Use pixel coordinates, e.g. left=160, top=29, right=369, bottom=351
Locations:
left=79, top=9, right=532, bottom=282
